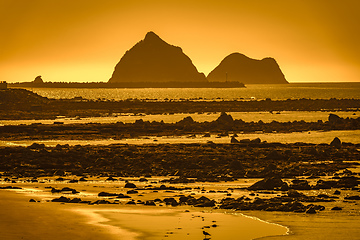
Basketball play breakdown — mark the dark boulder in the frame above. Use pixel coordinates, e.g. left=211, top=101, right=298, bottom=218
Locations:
left=306, top=205, right=317, bottom=214
left=344, top=195, right=360, bottom=200
left=230, top=136, right=239, bottom=143
left=330, top=137, right=342, bottom=148
left=69, top=198, right=82, bottom=203
left=124, top=182, right=137, bottom=188
left=248, top=177, right=287, bottom=190
left=98, top=192, right=118, bottom=197
left=216, top=112, right=234, bottom=126
left=52, top=196, right=70, bottom=203
left=331, top=206, right=342, bottom=210
left=290, top=179, right=311, bottom=190
left=127, top=190, right=138, bottom=194
left=328, top=113, right=341, bottom=123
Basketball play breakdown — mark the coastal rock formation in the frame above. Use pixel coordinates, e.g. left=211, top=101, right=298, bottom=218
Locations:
left=33, top=76, right=44, bottom=84
left=207, top=53, right=288, bottom=84
left=109, top=32, right=206, bottom=83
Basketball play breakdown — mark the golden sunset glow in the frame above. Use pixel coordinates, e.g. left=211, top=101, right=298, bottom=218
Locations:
left=1, top=0, right=359, bottom=82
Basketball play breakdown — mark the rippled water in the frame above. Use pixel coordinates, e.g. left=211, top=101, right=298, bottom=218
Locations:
left=24, top=82, right=360, bottom=101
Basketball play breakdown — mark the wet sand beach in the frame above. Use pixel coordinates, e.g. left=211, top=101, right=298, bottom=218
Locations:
left=0, top=181, right=288, bottom=240
left=0, top=190, right=117, bottom=240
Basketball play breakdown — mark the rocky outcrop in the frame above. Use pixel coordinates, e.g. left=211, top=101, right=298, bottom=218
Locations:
left=33, top=76, right=44, bottom=84
left=109, top=31, right=206, bottom=83
left=248, top=177, right=288, bottom=190
left=207, top=53, right=288, bottom=84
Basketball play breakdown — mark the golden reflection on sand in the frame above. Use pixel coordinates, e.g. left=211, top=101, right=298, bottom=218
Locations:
left=73, top=207, right=288, bottom=240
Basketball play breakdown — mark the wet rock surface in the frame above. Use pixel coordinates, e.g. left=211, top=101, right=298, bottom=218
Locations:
left=0, top=142, right=358, bottom=179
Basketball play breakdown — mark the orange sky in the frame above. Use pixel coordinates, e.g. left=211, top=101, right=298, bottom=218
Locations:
left=1, top=0, right=359, bottom=83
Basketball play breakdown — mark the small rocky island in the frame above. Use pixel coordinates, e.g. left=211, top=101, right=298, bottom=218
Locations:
left=207, top=53, right=288, bottom=84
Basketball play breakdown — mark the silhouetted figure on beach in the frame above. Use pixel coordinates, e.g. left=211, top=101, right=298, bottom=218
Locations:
left=203, top=230, right=211, bottom=239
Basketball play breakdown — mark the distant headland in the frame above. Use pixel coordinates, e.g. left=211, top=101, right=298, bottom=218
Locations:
left=9, top=31, right=288, bottom=88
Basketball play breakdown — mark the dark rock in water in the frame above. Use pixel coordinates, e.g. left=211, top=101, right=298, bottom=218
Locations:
left=93, top=199, right=111, bottom=205
left=144, top=200, right=156, bottom=206
left=248, top=176, right=287, bottom=190
left=305, top=205, right=317, bottom=214
left=207, top=53, right=288, bottom=84
left=116, top=193, right=131, bottom=199
left=251, top=138, right=261, bottom=144
left=52, top=196, right=70, bottom=203
left=163, top=197, right=179, bottom=206
left=51, top=188, right=61, bottom=193
left=216, top=112, right=234, bottom=125
left=231, top=136, right=239, bottom=143
left=328, top=113, right=341, bottom=123
left=106, top=176, right=117, bottom=181
left=79, top=177, right=88, bottom=182
left=290, top=179, right=311, bottom=190
left=333, top=190, right=341, bottom=195
left=331, top=206, right=342, bottom=210
left=109, top=31, right=206, bottom=83
left=330, top=137, right=342, bottom=147
left=287, top=189, right=306, bottom=198
left=68, top=198, right=82, bottom=203
left=29, top=199, right=36, bottom=202
left=98, top=192, right=118, bottom=197
left=344, top=195, right=360, bottom=200
left=124, top=182, right=137, bottom=188
left=139, top=177, right=148, bottom=182
left=61, top=187, right=79, bottom=194
left=127, top=190, right=138, bottom=194
left=33, top=76, right=44, bottom=84
left=178, top=116, right=195, bottom=125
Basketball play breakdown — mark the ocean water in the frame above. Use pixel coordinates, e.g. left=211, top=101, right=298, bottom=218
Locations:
left=24, top=82, right=360, bottom=101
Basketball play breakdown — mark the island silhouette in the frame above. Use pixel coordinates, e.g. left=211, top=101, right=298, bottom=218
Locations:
left=207, top=53, right=288, bottom=84
left=109, top=31, right=207, bottom=83
left=10, top=31, right=288, bottom=88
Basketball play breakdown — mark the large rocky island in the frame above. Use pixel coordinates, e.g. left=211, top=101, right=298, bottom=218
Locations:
left=207, top=53, right=288, bottom=84
left=109, top=31, right=207, bottom=83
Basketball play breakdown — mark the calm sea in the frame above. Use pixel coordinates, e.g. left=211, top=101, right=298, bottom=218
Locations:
left=24, top=82, right=360, bottom=101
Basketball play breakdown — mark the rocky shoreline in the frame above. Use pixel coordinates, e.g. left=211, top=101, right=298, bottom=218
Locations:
left=1, top=89, right=360, bottom=120
left=1, top=112, right=359, bottom=141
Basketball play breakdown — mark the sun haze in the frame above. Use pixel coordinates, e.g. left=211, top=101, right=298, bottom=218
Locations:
left=1, top=0, right=359, bottom=83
